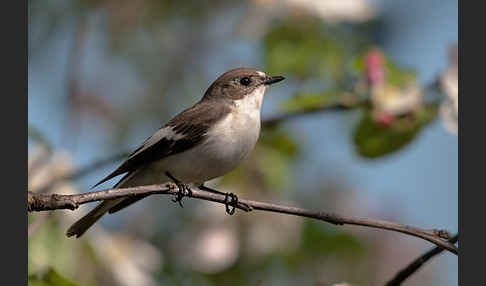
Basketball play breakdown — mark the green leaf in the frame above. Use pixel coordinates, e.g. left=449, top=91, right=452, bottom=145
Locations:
left=28, top=268, right=79, bottom=286
left=416, top=103, right=440, bottom=124
left=28, top=275, right=50, bottom=286
left=264, top=19, right=346, bottom=81
left=385, top=60, right=416, bottom=88
left=353, top=106, right=438, bottom=158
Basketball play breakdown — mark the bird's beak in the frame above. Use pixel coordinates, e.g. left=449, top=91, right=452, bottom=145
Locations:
left=264, top=75, right=285, bottom=85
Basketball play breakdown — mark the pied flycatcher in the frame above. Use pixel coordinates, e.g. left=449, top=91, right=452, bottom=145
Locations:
left=66, top=67, right=285, bottom=238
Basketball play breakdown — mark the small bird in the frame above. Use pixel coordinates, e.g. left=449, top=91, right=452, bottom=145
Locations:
left=66, top=67, right=285, bottom=238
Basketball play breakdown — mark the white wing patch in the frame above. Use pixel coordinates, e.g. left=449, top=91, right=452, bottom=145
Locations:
left=129, top=126, right=185, bottom=159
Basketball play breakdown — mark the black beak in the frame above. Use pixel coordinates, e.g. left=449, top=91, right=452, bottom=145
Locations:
left=264, top=75, right=285, bottom=85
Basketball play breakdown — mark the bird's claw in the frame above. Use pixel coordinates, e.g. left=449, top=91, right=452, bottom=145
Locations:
left=171, top=183, right=192, bottom=208
left=224, top=192, right=253, bottom=214
left=224, top=192, right=237, bottom=215
left=198, top=184, right=252, bottom=214
left=166, top=171, right=192, bottom=208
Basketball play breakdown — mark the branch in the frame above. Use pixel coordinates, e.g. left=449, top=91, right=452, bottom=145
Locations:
left=385, top=234, right=459, bottom=285
left=27, top=184, right=458, bottom=255
left=262, top=95, right=367, bottom=127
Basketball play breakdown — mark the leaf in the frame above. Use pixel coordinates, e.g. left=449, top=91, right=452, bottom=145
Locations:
left=384, top=59, right=416, bottom=88
left=353, top=105, right=439, bottom=158
left=28, top=268, right=79, bottom=286
left=28, top=275, right=50, bottom=286
left=264, top=19, right=346, bottom=81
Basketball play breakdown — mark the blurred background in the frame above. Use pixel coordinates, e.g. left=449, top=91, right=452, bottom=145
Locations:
left=28, top=0, right=458, bottom=285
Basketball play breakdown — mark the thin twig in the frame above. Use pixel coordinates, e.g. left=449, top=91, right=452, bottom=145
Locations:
left=27, top=184, right=458, bottom=255
left=385, top=234, right=459, bottom=285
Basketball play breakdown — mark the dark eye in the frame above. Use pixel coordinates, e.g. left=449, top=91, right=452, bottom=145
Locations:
left=240, top=77, right=251, bottom=86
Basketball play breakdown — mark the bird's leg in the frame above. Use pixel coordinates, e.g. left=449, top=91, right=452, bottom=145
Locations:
left=225, top=193, right=237, bottom=215
left=199, top=184, right=252, bottom=214
left=165, top=171, right=192, bottom=208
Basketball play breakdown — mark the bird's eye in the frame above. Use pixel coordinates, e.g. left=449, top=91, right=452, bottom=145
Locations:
left=240, top=77, right=251, bottom=86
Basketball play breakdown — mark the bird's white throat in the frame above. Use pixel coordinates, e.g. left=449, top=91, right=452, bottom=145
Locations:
left=233, top=85, right=266, bottom=115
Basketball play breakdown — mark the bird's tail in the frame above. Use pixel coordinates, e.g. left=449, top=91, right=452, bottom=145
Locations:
left=65, top=198, right=123, bottom=238
left=66, top=170, right=143, bottom=238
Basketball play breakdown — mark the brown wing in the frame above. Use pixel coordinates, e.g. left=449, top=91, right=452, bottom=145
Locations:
left=92, top=100, right=231, bottom=188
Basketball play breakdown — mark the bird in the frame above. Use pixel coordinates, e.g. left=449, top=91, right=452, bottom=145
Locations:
left=66, top=67, right=285, bottom=238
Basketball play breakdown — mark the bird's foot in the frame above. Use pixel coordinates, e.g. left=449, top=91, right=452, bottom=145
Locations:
left=224, top=192, right=238, bottom=215
left=172, top=183, right=192, bottom=208
left=199, top=185, right=252, bottom=214
left=166, top=172, right=192, bottom=208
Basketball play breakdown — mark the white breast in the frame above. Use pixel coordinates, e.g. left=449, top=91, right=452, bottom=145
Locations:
left=128, top=86, right=266, bottom=186
left=203, top=85, right=265, bottom=169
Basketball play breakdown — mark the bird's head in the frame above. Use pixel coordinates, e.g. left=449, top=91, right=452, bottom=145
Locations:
left=202, top=68, right=285, bottom=103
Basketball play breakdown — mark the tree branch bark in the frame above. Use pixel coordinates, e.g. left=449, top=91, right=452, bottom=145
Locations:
left=27, top=184, right=458, bottom=255
left=385, top=234, right=459, bottom=285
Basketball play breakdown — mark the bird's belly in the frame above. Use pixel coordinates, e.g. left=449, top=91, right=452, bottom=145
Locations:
left=152, top=112, right=260, bottom=185
left=202, top=111, right=261, bottom=176
left=126, top=108, right=261, bottom=187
